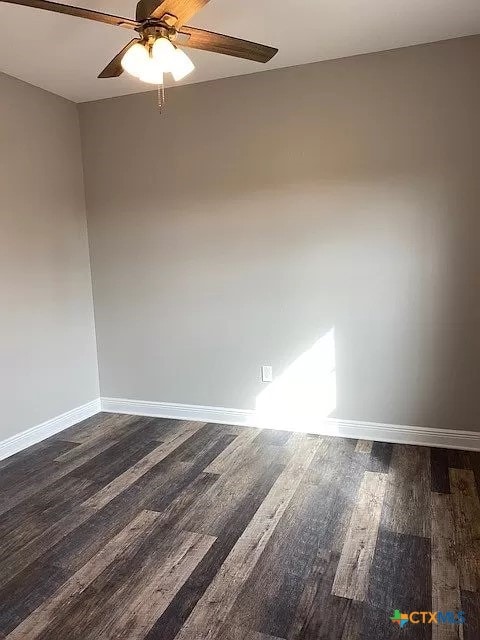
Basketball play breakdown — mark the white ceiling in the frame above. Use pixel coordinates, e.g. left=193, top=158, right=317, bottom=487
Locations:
left=1, top=0, right=480, bottom=102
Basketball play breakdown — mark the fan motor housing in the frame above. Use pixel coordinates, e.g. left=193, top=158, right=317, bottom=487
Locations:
left=139, top=22, right=176, bottom=41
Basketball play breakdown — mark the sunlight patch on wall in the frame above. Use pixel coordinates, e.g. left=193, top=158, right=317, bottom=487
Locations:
left=255, top=328, right=336, bottom=432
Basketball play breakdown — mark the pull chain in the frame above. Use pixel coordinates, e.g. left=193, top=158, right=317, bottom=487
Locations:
left=157, top=83, right=166, bottom=113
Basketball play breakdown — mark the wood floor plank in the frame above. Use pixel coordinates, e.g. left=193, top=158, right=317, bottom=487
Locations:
left=0, top=440, right=80, bottom=515
left=382, top=443, right=431, bottom=537
left=355, top=439, right=373, bottom=454
left=143, top=434, right=236, bottom=513
left=1, top=413, right=476, bottom=640
left=289, top=550, right=364, bottom=640
left=0, top=503, right=96, bottom=589
left=448, top=450, right=472, bottom=471
left=0, top=560, right=69, bottom=638
left=461, top=589, right=480, bottom=640
left=176, top=440, right=289, bottom=537
left=303, top=437, right=368, bottom=555
left=144, top=463, right=286, bottom=640
left=168, top=423, right=229, bottom=462
left=204, top=427, right=260, bottom=474
left=431, top=448, right=451, bottom=494
left=365, top=528, right=431, bottom=639
left=42, top=432, right=234, bottom=575
left=431, top=492, right=463, bottom=640
left=53, top=415, right=156, bottom=465
left=30, top=516, right=191, bottom=640
left=227, top=437, right=368, bottom=639
left=174, top=435, right=319, bottom=640
left=146, top=471, right=220, bottom=529
left=82, top=420, right=206, bottom=510
left=0, top=418, right=160, bottom=518
left=0, top=475, right=99, bottom=561
left=253, top=429, right=292, bottom=446
left=367, top=441, right=393, bottom=473
left=62, top=412, right=145, bottom=449
left=53, top=412, right=120, bottom=444
left=94, top=531, right=216, bottom=640
left=0, top=439, right=77, bottom=471
left=221, top=628, right=286, bottom=640
left=332, top=471, right=387, bottom=601
left=450, top=468, right=480, bottom=592
left=468, top=451, right=480, bottom=497
left=0, top=425, right=206, bottom=583
left=69, top=428, right=163, bottom=485
left=5, top=510, right=161, bottom=640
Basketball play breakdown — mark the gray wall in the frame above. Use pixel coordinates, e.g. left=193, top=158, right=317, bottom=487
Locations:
left=80, top=35, right=480, bottom=430
left=0, top=72, right=99, bottom=440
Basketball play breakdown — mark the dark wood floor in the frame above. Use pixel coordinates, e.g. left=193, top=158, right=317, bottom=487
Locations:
left=0, top=413, right=479, bottom=639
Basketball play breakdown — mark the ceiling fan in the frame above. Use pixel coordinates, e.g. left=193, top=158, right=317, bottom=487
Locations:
left=0, top=0, right=278, bottom=86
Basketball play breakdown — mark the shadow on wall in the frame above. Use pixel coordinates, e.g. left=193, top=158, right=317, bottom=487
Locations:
left=255, top=328, right=336, bottom=430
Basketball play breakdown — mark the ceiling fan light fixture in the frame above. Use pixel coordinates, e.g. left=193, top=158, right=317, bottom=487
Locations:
left=2, top=0, right=278, bottom=100
left=121, top=41, right=149, bottom=78
left=151, top=36, right=177, bottom=72
left=170, top=47, right=195, bottom=81
left=138, top=57, right=164, bottom=84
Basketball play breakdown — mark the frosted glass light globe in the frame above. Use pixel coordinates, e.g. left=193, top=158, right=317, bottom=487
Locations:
left=139, top=58, right=164, bottom=85
left=151, top=37, right=176, bottom=72
left=170, top=48, right=195, bottom=81
left=121, top=42, right=149, bottom=78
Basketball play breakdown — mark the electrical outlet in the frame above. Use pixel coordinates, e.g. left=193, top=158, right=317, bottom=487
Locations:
left=261, top=365, right=273, bottom=383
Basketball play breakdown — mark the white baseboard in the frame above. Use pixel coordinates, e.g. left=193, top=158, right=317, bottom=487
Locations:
left=102, top=397, right=255, bottom=428
left=101, top=396, right=480, bottom=451
left=0, top=398, right=101, bottom=462
left=2, top=395, right=476, bottom=460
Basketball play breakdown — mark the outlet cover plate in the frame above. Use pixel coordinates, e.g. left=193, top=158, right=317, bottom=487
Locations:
left=261, top=365, right=273, bottom=382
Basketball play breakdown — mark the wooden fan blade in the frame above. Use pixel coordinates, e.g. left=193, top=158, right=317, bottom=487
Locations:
left=0, top=0, right=139, bottom=29
left=135, top=0, right=209, bottom=27
left=98, top=39, right=139, bottom=78
left=176, top=27, right=278, bottom=63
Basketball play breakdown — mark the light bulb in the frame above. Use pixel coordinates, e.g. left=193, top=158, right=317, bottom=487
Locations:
left=151, top=37, right=177, bottom=72
left=170, top=48, right=195, bottom=81
left=121, top=42, right=149, bottom=78
left=139, top=58, right=164, bottom=85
